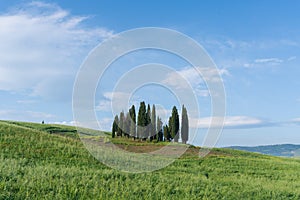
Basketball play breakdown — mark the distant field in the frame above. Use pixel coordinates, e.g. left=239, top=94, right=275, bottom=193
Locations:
left=1, top=121, right=300, bottom=199
left=228, top=144, right=300, bottom=157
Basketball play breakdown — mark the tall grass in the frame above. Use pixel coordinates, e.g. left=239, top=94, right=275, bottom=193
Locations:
left=1, top=121, right=300, bottom=199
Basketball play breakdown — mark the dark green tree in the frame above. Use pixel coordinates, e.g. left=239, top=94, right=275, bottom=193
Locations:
left=146, top=104, right=151, bottom=140
left=168, top=116, right=172, bottom=136
left=111, top=102, right=187, bottom=143
left=181, top=105, right=189, bottom=144
left=157, top=116, right=163, bottom=141
left=150, top=104, right=156, bottom=141
left=163, top=125, right=171, bottom=141
left=129, top=105, right=136, bottom=139
left=119, top=111, right=125, bottom=137
left=124, top=112, right=131, bottom=138
left=169, top=106, right=179, bottom=142
left=137, top=101, right=147, bottom=139
left=112, top=115, right=119, bottom=138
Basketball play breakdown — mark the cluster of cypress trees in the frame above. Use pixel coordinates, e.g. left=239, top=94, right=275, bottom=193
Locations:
left=112, top=101, right=189, bottom=144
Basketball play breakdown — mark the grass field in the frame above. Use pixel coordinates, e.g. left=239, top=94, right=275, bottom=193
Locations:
left=1, top=120, right=300, bottom=199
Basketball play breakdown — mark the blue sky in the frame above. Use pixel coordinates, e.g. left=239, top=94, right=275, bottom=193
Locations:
left=0, top=0, right=300, bottom=147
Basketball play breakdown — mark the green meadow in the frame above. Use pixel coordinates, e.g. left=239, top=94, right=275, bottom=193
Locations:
left=1, top=120, right=300, bottom=199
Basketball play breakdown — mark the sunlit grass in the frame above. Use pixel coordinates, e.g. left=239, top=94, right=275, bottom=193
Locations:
left=1, top=121, right=300, bottom=199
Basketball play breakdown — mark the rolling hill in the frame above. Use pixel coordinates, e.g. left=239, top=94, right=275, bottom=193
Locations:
left=1, top=120, right=300, bottom=199
left=227, top=144, right=300, bottom=157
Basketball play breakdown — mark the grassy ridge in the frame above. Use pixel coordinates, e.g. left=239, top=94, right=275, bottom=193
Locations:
left=1, top=121, right=300, bottom=199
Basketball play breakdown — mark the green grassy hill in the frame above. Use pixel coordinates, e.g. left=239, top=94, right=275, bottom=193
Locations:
left=1, top=121, right=300, bottom=199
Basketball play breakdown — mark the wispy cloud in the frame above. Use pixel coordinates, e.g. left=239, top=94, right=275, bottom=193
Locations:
left=244, top=57, right=284, bottom=67
left=96, top=92, right=132, bottom=112
left=290, top=118, right=300, bottom=125
left=190, top=116, right=300, bottom=129
left=254, top=58, right=283, bottom=64
left=16, top=100, right=36, bottom=104
left=0, top=1, right=113, bottom=100
left=95, top=100, right=112, bottom=112
left=0, top=109, right=56, bottom=122
left=287, top=56, right=297, bottom=61
left=51, top=121, right=76, bottom=126
left=202, top=37, right=300, bottom=53
left=162, top=66, right=228, bottom=96
left=190, top=116, right=276, bottom=129
left=201, top=38, right=253, bottom=51
left=200, top=36, right=299, bottom=71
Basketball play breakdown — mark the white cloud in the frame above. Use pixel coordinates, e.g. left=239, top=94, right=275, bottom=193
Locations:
left=0, top=1, right=113, bottom=100
left=162, top=67, right=201, bottom=90
left=279, top=40, right=299, bottom=47
left=291, top=118, right=300, bottom=125
left=190, top=116, right=272, bottom=129
left=244, top=57, right=284, bottom=68
left=287, top=56, right=297, bottom=61
left=95, top=100, right=112, bottom=112
left=51, top=121, right=76, bottom=126
left=254, top=58, right=283, bottom=65
left=0, top=109, right=56, bottom=122
left=201, top=36, right=299, bottom=71
left=156, top=107, right=171, bottom=123
left=16, top=100, right=36, bottom=104
left=103, top=92, right=131, bottom=101
left=96, top=92, right=132, bottom=112
left=202, top=38, right=252, bottom=51
left=66, top=117, right=112, bottom=131
left=162, top=67, right=228, bottom=96
left=51, top=120, right=106, bottom=131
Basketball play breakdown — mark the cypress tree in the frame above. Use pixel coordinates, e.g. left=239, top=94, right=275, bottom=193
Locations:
left=111, top=102, right=187, bottom=143
left=157, top=116, right=163, bottom=141
left=181, top=105, right=189, bottom=144
left=112, top=115, right=119, bottom=138
left=119, top=111, right=125, bottom=137
left=129, top=105, right=136, bottom=139
left=116, top=115, right=122, bottom=137
left=137, top=101, right=147, bottom=139
left=163, top=125, right=169, bottom=141
left=150, top=104, right=156, bottom=141
left=169, top=106, right=179, bottom=142
left=146, top=104, right=151, bottom=140
left=112, top=124, right=115, bottom=138
left=124, top=112, right=131, bottom=138
left=168, top=116, right=172, bottom=138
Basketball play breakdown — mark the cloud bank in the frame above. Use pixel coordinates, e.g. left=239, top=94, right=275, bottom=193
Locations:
left=190, top=116, right=276, bottom=129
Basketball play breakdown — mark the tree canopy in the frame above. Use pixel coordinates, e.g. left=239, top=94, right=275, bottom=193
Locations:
left=112, top=101, right=189, bottom=144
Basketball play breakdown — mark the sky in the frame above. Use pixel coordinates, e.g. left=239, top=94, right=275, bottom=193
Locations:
left=0, top=0, right=300, bottom=147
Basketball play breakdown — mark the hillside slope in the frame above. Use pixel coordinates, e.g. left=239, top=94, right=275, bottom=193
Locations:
left=1, top=121, right=300, bottom=199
